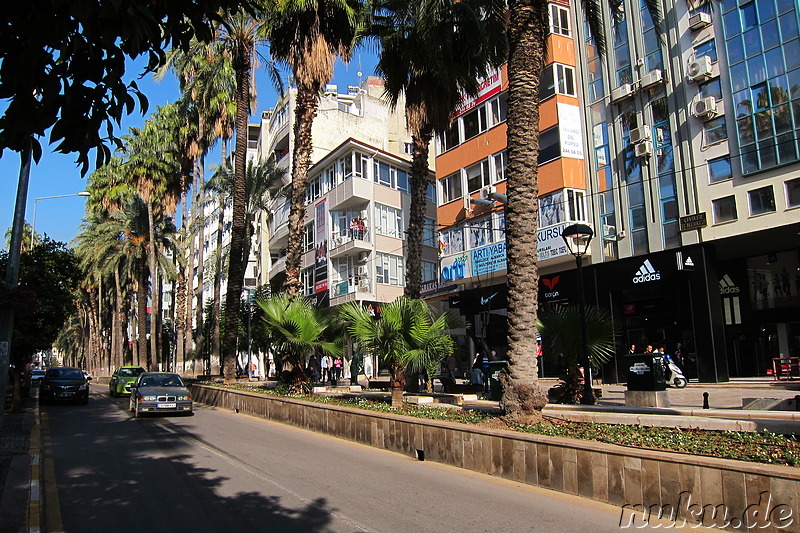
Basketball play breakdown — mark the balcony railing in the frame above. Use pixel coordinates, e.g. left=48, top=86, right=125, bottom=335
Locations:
left=330, top=227, right=371, bottom=248
left=332, top=276, right=371, bottom=297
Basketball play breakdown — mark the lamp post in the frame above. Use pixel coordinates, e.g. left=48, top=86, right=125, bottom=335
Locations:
left=561, top=223, right=595, bottom=405
left=30, top=192, right=90, bottom=247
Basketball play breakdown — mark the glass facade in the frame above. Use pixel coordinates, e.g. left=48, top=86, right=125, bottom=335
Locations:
left=723, top=0, right=800, bottom=174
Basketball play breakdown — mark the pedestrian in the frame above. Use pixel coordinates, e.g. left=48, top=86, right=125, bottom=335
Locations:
left=332, top=356, right=343, bottom=384
left=470, top=358, right=483, bottom=385
left=479, top=352, right=490, bottom=393
left=321, top=354, right=331, bottom=383
left=363, top=352, right=373, bottom=380
left=308, top=355, right=320, bottom=382
left=446, top=353, right=458, bottom=380
left=645, top=344, right=654, bottom=353
left=628, top=344, right=636, bottom=354
left=673, top=343, right=685, bottom=371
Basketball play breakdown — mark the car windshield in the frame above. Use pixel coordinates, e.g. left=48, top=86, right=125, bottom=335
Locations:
left=32, top=370, right=45, bottom=375
left=119, top=368, right=144, bottom=378
left=139, top=374, right=184, bottom=387
left=46, top=369, right=84, bottom=379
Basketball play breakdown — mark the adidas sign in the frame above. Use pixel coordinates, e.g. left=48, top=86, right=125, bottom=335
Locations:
left=633, top=259, right=661, bottom=283
left=719, top=274, right=740, bottom=295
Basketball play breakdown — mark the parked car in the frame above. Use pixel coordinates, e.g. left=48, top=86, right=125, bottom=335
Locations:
left=129, top=372, right=192, bottom=418
left=39, top=367, right=90, bottom=405
left=108, top=366, right=146, bottom=397
left=29, top=369, right=46, bottom=384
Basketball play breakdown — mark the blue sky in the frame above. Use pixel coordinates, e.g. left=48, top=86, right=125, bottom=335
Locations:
left=0, top=50, right=377, bottom=247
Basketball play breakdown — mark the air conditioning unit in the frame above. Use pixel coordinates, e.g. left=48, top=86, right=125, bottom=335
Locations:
left=357, top=265, right=369, bottom=276
left=358, top=277, right=370, bottom=290
left=635, top=141, right=653, bottom=158
left=692, top=96, right=719, bottom=118
left=358, top=251, right=369, bottom=263
left=687, top=56, right=713, bottom=82
left=610, top=83, right=634, bottom=103
left=689, top=11, right=712, bottom=31
left=603, top=225, right=617, bottom=238
left=481, top=185, right=497, bottom=199
left=360, top=209, right=368, bottom=220
left=639, top=70, right=664, bottom=90
left=630, top=125, right=651, bottom=144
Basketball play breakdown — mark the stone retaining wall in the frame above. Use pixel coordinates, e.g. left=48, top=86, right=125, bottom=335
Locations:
left=192, top=384, right=800, bottom=532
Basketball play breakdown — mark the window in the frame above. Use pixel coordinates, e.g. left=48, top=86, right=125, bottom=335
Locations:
left=787, top=178, right=800, bottom=207
left=712, top=196, right=738, bottom=223
left=700, top=79, right=722, bottom=101
left=540, top=64, right=576, bottom=100
left=492, top=151, right=507, bottom=182
left=439, top=227, right=464, bottom=255
left=302, top=268, right=314, bottom=296
left=339, top=154, right=352, bottom=180
left=704, top=116, right=728, bottom=144
left=462, top=105, right=488, bottom=140
left=748, top=186, right=776, bottom=215
left=549, top=3, right=571, bottom=36
left=539, top=126, right=561, bottom=164
left=374, top=161, right=393, bottom=188
left=375, top=204, right=404, bottom=239
left=303, top=223, right=314, bottom=252
left=426, top=181, right=437, bottom=203
left=708, top=156, right=732, bottom=183
left=466, top=160, right=491, bottom=193
left=567, top=189, right=586, bottom=221
left=422, top=261, right=437, bottom=283
left=376, top=253, right=404, bottom=286
left=488, top=93, right=507, bottom=126
left=439, top=172, right=463, bottom=204
left=423, top=218, right=437, bottom=247
left=442, top=123, right=460, bottom=152
left=403, top=141, right=413, bottom=155
left=694, top=39, right=718, bottom=63
left=354, top=152, right=369, bottom=179
left=468, top=217, right=494, bottom=249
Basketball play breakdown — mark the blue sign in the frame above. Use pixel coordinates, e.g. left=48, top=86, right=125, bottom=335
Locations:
left=441, top=260, right=466, bottom=281
left=472, top=241, right=507, bottom=275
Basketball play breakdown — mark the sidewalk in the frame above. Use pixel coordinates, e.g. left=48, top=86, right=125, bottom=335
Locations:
left=0, top=394, right=39, bottom=533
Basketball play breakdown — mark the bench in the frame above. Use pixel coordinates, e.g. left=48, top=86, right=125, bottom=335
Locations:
left=437, top=376, right=485, bottom=394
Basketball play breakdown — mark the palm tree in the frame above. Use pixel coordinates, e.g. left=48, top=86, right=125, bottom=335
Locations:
left=264, top=0, right=366, bottom=298
left=338, top=297, right=455, bottom=407
left=256, top=293, right=343, bottom=392
left=206, top=158, right=287, bottom=369
left=537, top=305, right=616, bottom=404
left=370, top=0, right=507, bottom=299
left=500, top=0, right=659, bottom=418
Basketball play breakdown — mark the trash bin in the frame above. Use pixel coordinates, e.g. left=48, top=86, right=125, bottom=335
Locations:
left=625, top=353, right=666, bottom=391
left=488, top=360, right=508, bottom=400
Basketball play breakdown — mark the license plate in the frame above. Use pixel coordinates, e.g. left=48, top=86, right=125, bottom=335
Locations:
left=157, top=403, right=176, bottom=409
left=57, top=393, right=74, bottom=398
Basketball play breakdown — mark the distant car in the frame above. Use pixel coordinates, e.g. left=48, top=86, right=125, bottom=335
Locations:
left=108, top=366, right=145, bottom=397
left=39, top=367, right=90, bottom=405
left=30, top=369, right=46, bottom=384
left=129, top=372, right=192, bottom=418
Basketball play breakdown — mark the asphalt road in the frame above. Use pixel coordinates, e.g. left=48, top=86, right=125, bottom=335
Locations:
left=42, top=388, right=678, bottom=532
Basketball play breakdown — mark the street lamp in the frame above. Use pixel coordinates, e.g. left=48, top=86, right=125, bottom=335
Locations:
left=30, top=192, right=90, bottom=246
left=561, top=223, right=595, bottom=405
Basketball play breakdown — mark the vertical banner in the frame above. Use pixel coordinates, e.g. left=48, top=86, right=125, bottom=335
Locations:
left=557, top=102, right=584, bottom=160
left=314, top=199, right=328, bottom=294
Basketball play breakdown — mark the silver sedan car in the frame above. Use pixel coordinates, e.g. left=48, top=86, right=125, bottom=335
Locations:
left=129, top=372, right=193, bottom=417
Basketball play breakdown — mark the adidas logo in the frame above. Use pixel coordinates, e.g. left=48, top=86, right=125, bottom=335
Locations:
left=633, top=259, right=661, bottom=283
left=719, top=274, right=740, bottom=295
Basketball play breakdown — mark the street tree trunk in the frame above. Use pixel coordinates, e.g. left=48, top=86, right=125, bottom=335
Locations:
left=221, top=42, right=254, bottom=384
left=195, top=157, right=207, bottom=373
left=499, top=0, right=549, bottom=418
left=136, top=263, right=149, bottom=369
left=284, top=85, right=320, bottom=298
left=147, top=201, right=160, bottom=369
left=211, top=192, right=225, bottom=374
left=404, top=129, right=433, bottom=299
left=114, top=268, right=124, bottom=369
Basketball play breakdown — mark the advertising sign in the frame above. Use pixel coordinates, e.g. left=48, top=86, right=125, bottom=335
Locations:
left=457, top=69, right=502, bottom=115
left=472, top=241, right=507, bottom=276
left=441, top=252, right=471, bottom=282
left=557, top=103, right=585, bottom=160
left=537, top=224, right=570, bottom=260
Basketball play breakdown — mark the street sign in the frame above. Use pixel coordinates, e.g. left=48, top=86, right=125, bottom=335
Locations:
left=679, top=212, right=707, bottom=232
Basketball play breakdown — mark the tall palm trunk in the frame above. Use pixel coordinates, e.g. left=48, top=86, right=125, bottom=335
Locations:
left=114, top=268, right=124, bottom=369
left=195, top=158, right=207, bottom=372
left=136, top=263, right=150, bottom=369
left=147, top=200, right=160, bottom=368
left=222, top=44, right=254, bottom=384
left=284, top=86, right=319, bottom=297
left=185, top=179, right=197, bottom=371
left=211, top=192, right=225, bottom=371
left=499, top=0, right=549, bottom=416
left=404, top=129, right=433, bottom=299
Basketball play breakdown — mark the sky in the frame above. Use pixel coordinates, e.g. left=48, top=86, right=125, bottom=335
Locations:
left=0, top=49, right=377, bottom=247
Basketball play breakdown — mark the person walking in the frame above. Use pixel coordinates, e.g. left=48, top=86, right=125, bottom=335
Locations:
left=320, top=354, right=331, bottom=384
left=479, top=352, right=490, bottom=393
left=446, top=353, right=458, bottom=380
left=332, top=356, right=343, bottom=384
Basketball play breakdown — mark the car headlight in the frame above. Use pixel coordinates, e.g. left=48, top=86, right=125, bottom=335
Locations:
left=178, top=395, right=191, bottom=401
left=142, top=395, right=157, bottom=401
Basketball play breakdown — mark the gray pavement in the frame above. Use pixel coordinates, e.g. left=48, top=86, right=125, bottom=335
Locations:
left=0, top=393, right=37, bottom=533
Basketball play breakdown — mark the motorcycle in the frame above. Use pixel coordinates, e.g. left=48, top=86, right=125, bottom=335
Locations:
left=663, top=355, right=687, bottom=388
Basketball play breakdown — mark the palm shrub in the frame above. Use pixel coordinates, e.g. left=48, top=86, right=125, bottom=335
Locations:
left=537, top=305, right=616, bottom=404
left=256, top=294, right=342, bottom=393
left=338, top=298, right=456, bottom=406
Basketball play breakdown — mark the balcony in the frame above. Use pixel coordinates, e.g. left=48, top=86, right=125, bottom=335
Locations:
left=330, top=276, right=372, bottom=304
left=327, top=177, right=372, bottom=210
left=329, top=227, right=371, bottom=258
